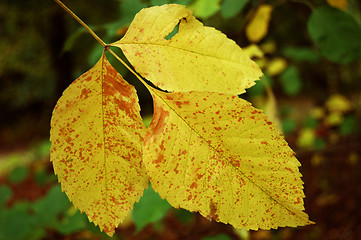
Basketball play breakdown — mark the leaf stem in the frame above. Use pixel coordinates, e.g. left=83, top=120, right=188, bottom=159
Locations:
left=54, top=0, right=106, bottom=47
left=54, top=0, right=154, bottom=93
left=106, top=48, right=151, bottom=89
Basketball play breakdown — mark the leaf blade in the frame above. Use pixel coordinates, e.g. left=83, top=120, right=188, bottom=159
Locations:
left=111, top=4, right=262, bottom=94
left=50, top=52, right=148, bottom=236
left=144, top=90, right=312, bottom=230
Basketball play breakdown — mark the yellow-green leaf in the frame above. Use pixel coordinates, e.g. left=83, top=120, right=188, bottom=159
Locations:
left=144, top=90, right=313, bottom=230
left=50, top=52, right=148, bottom=236
left=246, top=4, right=273, bottom=43
left=111, top=4, right=262, bottom=95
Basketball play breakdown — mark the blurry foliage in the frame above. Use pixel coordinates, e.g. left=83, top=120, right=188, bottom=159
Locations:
left=1, top=0, right=361, bottom=238
left=0, top=174, right=112, bottom=240
left=132, top=184, right=172, bottom=231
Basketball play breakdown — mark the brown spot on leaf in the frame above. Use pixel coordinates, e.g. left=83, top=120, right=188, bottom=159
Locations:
left=174, top=100, right=190, bottom=108
left=207, top=199, right=219, bottom=221
left=145, top=98, right=170, bottom=143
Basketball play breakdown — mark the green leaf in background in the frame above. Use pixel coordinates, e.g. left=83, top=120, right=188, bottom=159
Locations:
left=307, top=6, right=361, bottom=63
left=8, top=166, right=29, bottom=184
left=151, top=0, right=191, bottom=5
left=172, top=0, right=192, bottom=5
left=35, top=170, right=57, bottom=186
left=282, top=118, right=297, bottom=135
left=0, top=203, right=36, bottom=240
left=0, top=185, right=12, bottom=207
left=132, top=184, right=171, bottom=231
left=247, top=74, right=272, bottom=96
left=151, top=0, right=170, bottom=6
left=32, top=185, right=70, bottom=228
left=174, top=208, right=194, bottom=223
left=282, top=46, right=319, bottom=63
left=57, top=210, right=88, bottom=235
left=340, top=115, right=358, bottom=136
left=221, top=0, right=249, bottom=19
left=202, top=233, right=232, bottom=240
left=279, top=65, right=302, bottom=96
left=188, top=0, right=221, bottom=19
left=105, top=0, right=147, bottom=37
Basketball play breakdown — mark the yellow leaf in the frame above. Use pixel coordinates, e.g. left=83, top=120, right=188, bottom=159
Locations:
left=310, top=107, right=325, bottom=119
left=144, top=90, right=313, bottom=230
left=327, top=0, right=347, bottom=10
left=246, top=4, right=273, bottom=43
left=264, top=85, right=282, bottom=132
left=111, top=4, right=262, bottom=95
left=50, top=52, right=148, bottom=236
left=325, top=111, right=344, bottom=126
left=265, top=57, right=287, bottom=76
left=243, top=44, right=264, bottom=59
left=297, top=128, right=315, bottom=149
left=325, top=94, right=352, bottom=113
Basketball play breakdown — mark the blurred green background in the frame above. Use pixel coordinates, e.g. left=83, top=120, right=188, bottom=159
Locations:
left=0, top=0, right=360, bottom=239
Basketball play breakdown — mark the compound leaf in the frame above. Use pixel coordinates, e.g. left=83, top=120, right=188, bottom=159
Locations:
left=144, top=90, right=313, bottom=230
left=50, top=52, right=148, bottom=236
left=111, top=4, right=262, bottom=95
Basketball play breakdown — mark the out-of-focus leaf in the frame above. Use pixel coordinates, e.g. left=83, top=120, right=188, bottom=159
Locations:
left=261, top=41, right=277, bottom=54
left=247, top=74, right=272, bottom=96
left=340, top=115, right=358, bottom=136
left=304, top=117, right=319, bottom=129
left=151, top=0, right=170, bottom=5
left=243, top=44, right=264, bottom=59
left=246, top=4, right=273, bottom=43
left=310, top=107, right=326, bottom=119
left=279, top=66, right=302, bottom=96
left=32, top=185, right=70, bottom=228
left=264, top=85, right=282, bottom=132
left=132, top=184, right=171, bottom=231
left=297, top=128, right=315, bottom=149
left=57, top=211, right=88, bottom=234
left=307, top=6, right=361, bottom=63
left=282, top=47, right=319, bottom=63
left=326, top=94, right=352, bottom=112
left=0, top=185, right=12, bottom=207
left=266, top=57, right=287, bottom=76
left=282, top=119, right=297, bottom=135
left=188, top=0, right=221, bottom=19
left=8, top=166, right=29, bottom=184
left=106, top=0, right=148, bottom=37
left=221, top=0, right=249, bottom=19
left=314, top=138, right=326, bottom=150
left=327, top=0, right=347, bottom=10
left=34, top=170, right=57, bottom=186
left=0, top=203, right=36, bottom=240
left=174, top=209, right=194, bottom=223
left=152, top=0, right=191, bottom=5
left=325, top=112, right=344, bottom=126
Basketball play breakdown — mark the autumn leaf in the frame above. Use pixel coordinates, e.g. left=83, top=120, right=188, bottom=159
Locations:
left=246, top=4, right=273, bottom=43
left=111, top=4, right=262, bottom=94
left=50, top=52, right=148, bottom=236
left=144, top=90, right=313, bottom=230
